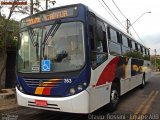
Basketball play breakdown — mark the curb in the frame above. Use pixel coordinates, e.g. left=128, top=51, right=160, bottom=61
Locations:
left=0, top=89, right=16, bottom=100
left=0, top=89, right=17, bottom=111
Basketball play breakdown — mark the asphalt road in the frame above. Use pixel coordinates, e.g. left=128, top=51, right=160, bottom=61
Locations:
left=1, top=73, right=160, bottom=120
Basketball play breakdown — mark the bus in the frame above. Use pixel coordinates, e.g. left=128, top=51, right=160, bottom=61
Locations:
left=16, top=3, right=151, bottom=113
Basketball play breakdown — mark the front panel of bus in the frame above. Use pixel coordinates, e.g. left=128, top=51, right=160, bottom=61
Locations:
left=16, top=4, right=91, bottom=98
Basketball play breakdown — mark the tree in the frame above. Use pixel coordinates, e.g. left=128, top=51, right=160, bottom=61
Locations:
left=0, top=0, right=20, bottom=89
left=0, top=0, right=57, bottom=90
left=0, top=0, right=28, bottom=89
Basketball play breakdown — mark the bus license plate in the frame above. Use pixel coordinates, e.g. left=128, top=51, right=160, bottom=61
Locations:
left=35, top=100, right=48, bottom=107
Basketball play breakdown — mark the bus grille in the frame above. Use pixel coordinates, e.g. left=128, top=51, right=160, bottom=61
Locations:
left=24, top=79, right=62, bottom=88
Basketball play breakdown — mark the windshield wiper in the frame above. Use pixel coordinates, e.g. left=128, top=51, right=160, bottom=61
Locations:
left=42, top=20, right=61, bottom=58
left=42, top=20, right=61, bottom=45
left=27, top=26, right=39, bottom=47
left=27, top=26, right=40, bottom=60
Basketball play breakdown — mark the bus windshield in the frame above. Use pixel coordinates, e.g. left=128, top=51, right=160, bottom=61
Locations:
left=18, top=22, right=85, bottom=73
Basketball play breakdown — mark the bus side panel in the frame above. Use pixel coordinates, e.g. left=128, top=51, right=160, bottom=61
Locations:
left=143, top=60, right=152, bottom=82
left=120, top=58, right=131, bottom=95
left=88, top=56, right=116, bottom=112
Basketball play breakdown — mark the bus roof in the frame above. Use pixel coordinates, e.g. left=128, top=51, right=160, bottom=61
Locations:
left=86, top=5, right=149, bottom=49
left=21, top=3, right=149, bottom=49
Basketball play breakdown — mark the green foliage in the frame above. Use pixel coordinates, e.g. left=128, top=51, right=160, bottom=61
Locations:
left=151, top=56, right=160, bottom=70
left=0, top=17, right=19, bottom=49
left=123, top=50, right=150, bottom=60
left=123, top=50, right=143, bottom=59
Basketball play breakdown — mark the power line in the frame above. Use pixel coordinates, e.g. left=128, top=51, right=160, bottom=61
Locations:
left=101, top=0, right=126, bottom=29
left=111, top=0, right=146, bottom=46
left=97, top=0, right=120, bottom=26
left=131, top=25, right=145, bottom=46
left=112, top=0, right=127, bottom=19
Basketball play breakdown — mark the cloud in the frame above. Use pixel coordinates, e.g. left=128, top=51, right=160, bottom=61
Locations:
left=142, top=34, right=160, bottom=55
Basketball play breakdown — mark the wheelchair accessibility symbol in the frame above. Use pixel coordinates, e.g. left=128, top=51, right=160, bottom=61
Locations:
left=41, top=60, right=51, bottom=72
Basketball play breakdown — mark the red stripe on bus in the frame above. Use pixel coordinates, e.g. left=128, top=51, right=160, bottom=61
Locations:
left=96, top=56, right=120, bottom=86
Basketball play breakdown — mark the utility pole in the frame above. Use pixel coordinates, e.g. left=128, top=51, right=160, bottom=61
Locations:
left=126, top=12, right=151, bottom=34
left=155, top=49, right=157, bottom=71
left=30, top=0, right=33, bottom=14
left=46, top=0, right=48, bottom=10
left=126, top=19, right=130, bottom=33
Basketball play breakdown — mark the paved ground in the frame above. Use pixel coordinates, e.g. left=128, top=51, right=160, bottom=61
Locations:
left=0, top=72, right=160, bottom=120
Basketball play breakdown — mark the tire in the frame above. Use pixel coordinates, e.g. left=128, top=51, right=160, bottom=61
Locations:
left=140, top=76, right=145, bottom=88
left=106, top=83, right=120, bottom=112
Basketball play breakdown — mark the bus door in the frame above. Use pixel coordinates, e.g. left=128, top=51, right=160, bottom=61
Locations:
left=88, top=13, right=109, bottom=110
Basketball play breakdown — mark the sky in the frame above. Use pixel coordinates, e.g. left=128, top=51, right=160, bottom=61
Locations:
left=1, top=0, right=160, bottom=55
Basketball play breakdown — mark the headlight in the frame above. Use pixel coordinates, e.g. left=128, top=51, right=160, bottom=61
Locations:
left=17, top=83, right=24, bottom=93
left=69, top=88, right=75, bottom=95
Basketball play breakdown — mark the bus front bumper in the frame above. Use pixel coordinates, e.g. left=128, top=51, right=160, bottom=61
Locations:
left=16, top=87, right=90, bottom=113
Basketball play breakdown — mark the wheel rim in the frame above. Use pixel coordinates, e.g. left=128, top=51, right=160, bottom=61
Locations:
left=111, top=90, right=119, bottom=104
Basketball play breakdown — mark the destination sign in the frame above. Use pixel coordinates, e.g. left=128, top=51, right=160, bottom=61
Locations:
left=21, top=6, right=78, bottom=27
left=44, top=10, right=68, bottom=21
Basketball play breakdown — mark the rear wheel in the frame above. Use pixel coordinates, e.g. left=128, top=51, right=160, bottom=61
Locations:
left=106, top=83, right=120, bottom=112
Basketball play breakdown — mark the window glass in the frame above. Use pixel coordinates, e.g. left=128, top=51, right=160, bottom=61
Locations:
left=109, top=41, right=121, bottom=55
left=145, top=48, right=147, bottom=54
left=132, top=41, right=135, bottom=50
left=110, top=28, right=117, bottom=42
left=140, top=46, right=143, bottom=53
left=122, top=35, right=128, bottom=47
left=122, top=46, right=130, bottom=55
left=143, top=47, right=146, bottom=55
left=117, top=33, right=122, bottom=43
left=138, top=44, right=141, bottom=51
left=135, top=43, right=138, bottom=50
left=42, top=22, right=85, bottom=72
left=90, top=18, right=108, bottom=68
left=18, top=22, right=85, bottom=73
left=128, top=39, right=132, bottom=48
left=18, top=28, right=42, bottom=73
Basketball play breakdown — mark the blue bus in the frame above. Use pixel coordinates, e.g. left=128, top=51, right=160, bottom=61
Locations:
left=16, top=3, right=151, bottom=113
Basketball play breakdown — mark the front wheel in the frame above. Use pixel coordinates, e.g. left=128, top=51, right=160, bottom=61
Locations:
left=106, top=83, right=120, bottom=112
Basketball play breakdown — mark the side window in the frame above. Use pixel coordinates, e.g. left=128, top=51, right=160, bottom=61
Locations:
left=135, top=43, right=138, bottom=51
left=140, top=46, right=143, bottom=53
left=128, top=39, right=132, bottom=48
left=89, top=13, right=96, bottom=51
left=122, top=35, right=128, bottom=47
left=108, top=28, right=121, bottom=55
left=138, top=44, right=141, bottom=51
left=89, top=14, right=108, bottom=68
left=110, top=28, right=118, bottom=42
left=132, top=41, right=135, bottom=50
left=145, top=48, right=147, bottom=54
left=143, top=47, right=145, bottom=55
left=117, top=32, right=122, bottom=44
left=122, top=46, right=130, bottom=55
left=109, top=41, right=121, bottom=55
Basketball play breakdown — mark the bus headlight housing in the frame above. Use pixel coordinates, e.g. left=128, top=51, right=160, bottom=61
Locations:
left=77, top=85, right=83, bottom=91
left=69, top=88, right=75, bottom=95
left=68, top=82, right=88, bottom=96
left=17, top=83, right=24, bottom=93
